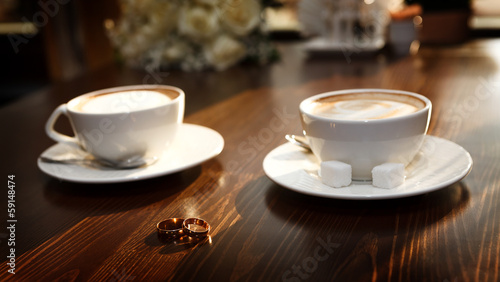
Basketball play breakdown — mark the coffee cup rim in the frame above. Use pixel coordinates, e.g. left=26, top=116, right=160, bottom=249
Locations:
left=300, top=88, right=431, bottom=123
left=66, top=84, right=184, bottom=115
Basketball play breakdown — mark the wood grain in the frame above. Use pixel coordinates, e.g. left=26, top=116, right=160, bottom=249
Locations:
left=0, top=39, right=499, bottom=281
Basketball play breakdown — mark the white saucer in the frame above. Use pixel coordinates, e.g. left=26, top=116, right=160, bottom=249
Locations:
left=38, top=124, right=224, bottom=184
left=303, top=37, right=385, bottom=53
left=263, top=135, right=473, bottom=200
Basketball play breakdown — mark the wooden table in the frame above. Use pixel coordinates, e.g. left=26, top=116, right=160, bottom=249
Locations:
left=1, top=39, right=499, bottom=281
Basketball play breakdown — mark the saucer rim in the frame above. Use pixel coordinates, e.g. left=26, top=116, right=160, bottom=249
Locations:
left=38, top=123, right=224, bottom=184
left=263, top=135, right=473, bottom=200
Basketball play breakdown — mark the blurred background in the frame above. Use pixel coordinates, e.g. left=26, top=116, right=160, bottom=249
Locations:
left=1, top=0, right=500, bottom=106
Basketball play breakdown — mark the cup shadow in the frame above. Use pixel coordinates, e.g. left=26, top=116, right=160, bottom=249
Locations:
left=5, top=162, right=208, bottom=263
left=144, top=231, right=212, bottom=255
left=266, top=180, right=470, bottom=228
left=263, top=180, right=471, bottom=280
left=166, top=175, right=470, bottom=281
left=42, top=164, right=202, bottom=214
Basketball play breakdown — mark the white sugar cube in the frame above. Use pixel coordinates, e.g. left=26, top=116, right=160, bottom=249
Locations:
left=320, top=161, right=352, bottom=188
left=372, top=163, right=405, bottom=189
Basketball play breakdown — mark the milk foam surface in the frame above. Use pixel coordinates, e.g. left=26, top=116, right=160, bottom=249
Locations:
left=78, top=91, right=172, bottom=114
left=312, top=99, right=419, bottom=120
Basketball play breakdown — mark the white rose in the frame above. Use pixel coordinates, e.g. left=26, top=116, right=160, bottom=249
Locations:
left=120, top=32, right=150, bottom=59
left=220, top=0, right=261, bottom=36
left=148, top=2, right=178, bottom=34
left=195, top=0, right=221, bottom=6
left=178, top=4, right=220, bottom=41
left=128, top=0, right=156, bottom=11
left=162, top=40, right=190, bottom=62
left=111, top=1, right=178, bottom=60
left=204, top=34, right=247, bottom=70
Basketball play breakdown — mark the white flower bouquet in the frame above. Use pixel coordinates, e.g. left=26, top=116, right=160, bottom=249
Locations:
left=107, top=0, right=278, bottom=71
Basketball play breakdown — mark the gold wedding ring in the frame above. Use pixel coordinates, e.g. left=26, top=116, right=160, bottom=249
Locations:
left=156, top=218, right=185, bottom=238
left=182, top=218, right=211, bottom=238
left=156, top=217, right=211, bottom=241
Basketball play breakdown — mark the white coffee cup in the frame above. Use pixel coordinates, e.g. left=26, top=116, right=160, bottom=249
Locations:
left=45, top=85, right=185, bottom=166
left=300, top=89, right=432, bottom=180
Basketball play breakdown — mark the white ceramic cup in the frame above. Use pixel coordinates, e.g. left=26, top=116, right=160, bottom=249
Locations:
left=45, top=85, right=185, bottom=166
left=300, top=89, right=432, bottom=180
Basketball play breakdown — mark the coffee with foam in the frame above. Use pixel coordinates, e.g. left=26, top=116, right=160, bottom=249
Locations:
left=310, top=92, right=425, bottom=121
left=74, top=90, right=177, bottom=114
left=46, top=85, right=185, bottom=166
left=299, top=89, right=431, bottom=180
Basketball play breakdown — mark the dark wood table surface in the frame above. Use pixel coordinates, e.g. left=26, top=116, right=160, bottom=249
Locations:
left=1, top=39, right=499, bottom=281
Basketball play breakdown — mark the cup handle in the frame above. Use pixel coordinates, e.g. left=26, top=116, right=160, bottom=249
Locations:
left=45, top=104, right=80, bottom=147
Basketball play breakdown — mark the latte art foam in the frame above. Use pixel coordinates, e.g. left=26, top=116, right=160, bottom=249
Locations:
left=311, top=97, right=421, bottom=120
left=77, top=90, right=173, bottom=114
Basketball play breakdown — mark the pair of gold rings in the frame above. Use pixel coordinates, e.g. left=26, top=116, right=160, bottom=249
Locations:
left=156, top=218, right=210, bottom=239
